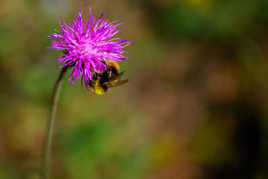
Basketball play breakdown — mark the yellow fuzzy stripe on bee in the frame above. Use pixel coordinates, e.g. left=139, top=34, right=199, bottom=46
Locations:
left=106, top=60, right=120, bottom=72
left=89, top=81, right=106, bottom=95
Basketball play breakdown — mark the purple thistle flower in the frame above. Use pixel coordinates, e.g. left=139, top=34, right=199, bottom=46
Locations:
left=49, top=8, right=130, bottom=87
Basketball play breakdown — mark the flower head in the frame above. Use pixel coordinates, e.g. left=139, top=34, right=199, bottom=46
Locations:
left=49, top=8, right=130, bottom=88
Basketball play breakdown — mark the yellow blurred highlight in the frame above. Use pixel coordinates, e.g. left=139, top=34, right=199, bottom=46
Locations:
left=151, top=134, right=180, bottom=168
left=186, top=0, right=214, bottom=12
left=191, top=118, right=233, bottom=165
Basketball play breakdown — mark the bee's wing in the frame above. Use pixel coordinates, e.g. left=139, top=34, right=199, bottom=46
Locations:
left=104, top=79, right=128, bottom=88
left=110, top=71, right=125, bottom=81
left=115, top=79, right=128, bottom=86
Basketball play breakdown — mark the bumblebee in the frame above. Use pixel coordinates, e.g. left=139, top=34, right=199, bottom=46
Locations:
left=88, top=60, right=128, bottom=95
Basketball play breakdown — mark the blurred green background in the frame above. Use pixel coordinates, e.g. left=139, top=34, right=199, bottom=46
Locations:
left=1, top=0, right=268, bottom=178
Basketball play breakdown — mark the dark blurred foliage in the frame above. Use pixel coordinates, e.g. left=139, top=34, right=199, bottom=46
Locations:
left=0, top=0, right=268, bottom=179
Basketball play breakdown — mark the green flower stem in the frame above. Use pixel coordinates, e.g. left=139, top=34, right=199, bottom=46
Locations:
left=40, top=67, right=68, bottom=179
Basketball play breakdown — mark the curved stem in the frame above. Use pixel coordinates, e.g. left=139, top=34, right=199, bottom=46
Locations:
left=40, top=67, right=68, bottom=179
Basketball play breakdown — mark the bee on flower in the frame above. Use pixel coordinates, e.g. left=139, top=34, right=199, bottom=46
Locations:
left=49, top=8, right=130, bottom=94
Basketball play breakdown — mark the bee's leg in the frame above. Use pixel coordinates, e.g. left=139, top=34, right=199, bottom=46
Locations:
left=103, top=82, right=113, bottom=88
left=102, top=84, right=109, bottom=92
